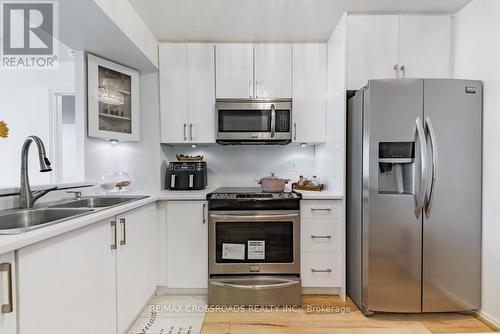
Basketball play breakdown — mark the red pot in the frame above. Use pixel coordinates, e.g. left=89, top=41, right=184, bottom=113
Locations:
left=256, top=172, right=289, bottom=193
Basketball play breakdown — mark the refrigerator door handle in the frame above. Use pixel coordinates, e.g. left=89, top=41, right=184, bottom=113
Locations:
left=414, top=117, right=429, bottom=218
left=424, top=117, right=438, bottom=218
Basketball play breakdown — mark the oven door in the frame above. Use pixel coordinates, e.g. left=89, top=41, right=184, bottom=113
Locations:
left=216, top=100, right=292, bottom=144
left=209, top=210, right=300, bottom=275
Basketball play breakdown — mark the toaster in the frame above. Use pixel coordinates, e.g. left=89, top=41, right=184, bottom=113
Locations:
left=166, top=162, right=207, bottom=190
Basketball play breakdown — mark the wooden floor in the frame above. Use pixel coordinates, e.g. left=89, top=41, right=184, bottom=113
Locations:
left=201, top=295, right=497, bottom=334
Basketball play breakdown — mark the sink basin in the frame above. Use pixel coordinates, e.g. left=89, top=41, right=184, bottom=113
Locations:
left=50, top=196, right=148, bottom=209
left=0, top=208, right=94, bottom=234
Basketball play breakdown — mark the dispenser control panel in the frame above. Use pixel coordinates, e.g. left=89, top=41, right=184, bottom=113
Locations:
left=379, top=142, right=414, bottom=159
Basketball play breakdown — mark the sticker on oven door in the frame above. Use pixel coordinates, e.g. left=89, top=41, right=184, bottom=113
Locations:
left=248, top=240, right=265, bottom=260
left=222, top=243, right=245, bottom=260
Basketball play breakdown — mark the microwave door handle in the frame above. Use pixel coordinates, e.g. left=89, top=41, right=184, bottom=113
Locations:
left=271, top=104, right=276, bottom=138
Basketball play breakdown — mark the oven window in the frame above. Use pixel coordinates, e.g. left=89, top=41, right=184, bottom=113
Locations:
left=218, top=110, right=271, bottom=132
left=215, top=221, right=294, bottom=263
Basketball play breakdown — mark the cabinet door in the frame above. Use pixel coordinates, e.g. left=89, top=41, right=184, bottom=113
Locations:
left=0, top=252, right=16, bottom=334
left=254, top=44, right=292, bottom=98
left=398, top=15, right=451, bottom=79
left=17, top=220, right=117, bottom=334
left=166, top=201, right=208, bottom=288
left=187, top=43, right=216, bottom=143
left=116, top=204, right=158, bottom=334
left=347, top=15, right=399, bottom=90
left=159, top=43, right=189, bottom=143
left=292, top=44, right=327, bottom=143
left=215, top=44, right=254, bottom=98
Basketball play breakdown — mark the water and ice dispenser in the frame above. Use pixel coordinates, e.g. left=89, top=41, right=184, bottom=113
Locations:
left=378, top=142, right=415, bottom=194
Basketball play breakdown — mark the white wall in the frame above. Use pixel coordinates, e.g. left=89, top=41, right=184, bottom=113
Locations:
left=85, top=72, right=162, bottom=192
left=93, top=0, right=159, bottom=68
left=454, top=0, right=500, bottom=327
left=0, top=61, right=76, bottom=187
left=161, top=145, right=315, bottom=189
left=315, top=13, right=347, bottom=194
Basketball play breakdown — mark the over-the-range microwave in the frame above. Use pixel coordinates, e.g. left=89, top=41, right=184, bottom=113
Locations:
left=215, top=99, right=292, bottom=145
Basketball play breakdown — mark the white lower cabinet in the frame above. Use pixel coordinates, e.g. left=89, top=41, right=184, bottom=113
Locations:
left=0, top=252, right=17, bottom=334
left=17, top=219, right=117, bottom=334
left=300, top=200, right=344, bottom=290
left=166, top=201, right=208, bottom=289
left=301, top=252, right=341, bottom=287
left=116, top=204, right=158, bottom=333
left=16, top=203, right=158, bottom=334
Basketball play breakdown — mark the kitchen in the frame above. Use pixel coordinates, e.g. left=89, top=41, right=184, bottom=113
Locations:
left=0, top=0, right=499, bottom=333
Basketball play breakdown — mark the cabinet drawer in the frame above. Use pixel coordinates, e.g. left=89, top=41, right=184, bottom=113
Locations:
left=301, top=221, right=340, bottom=252
left=301, top=200, right=341, bottom=219
left=301, top=252, right=341, bottom=287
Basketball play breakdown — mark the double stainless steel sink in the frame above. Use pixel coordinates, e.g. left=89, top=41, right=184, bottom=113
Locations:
left=0, top=196, right=148, bottom=235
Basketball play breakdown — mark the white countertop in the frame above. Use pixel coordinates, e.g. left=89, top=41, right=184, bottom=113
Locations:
left=0, top=195, right=158, bottom=255
left=159, top=188, right=344, bottom=200
left=158, top=187, right=216, bottom=200
left=294, top=190, right=344, bottom=200
left=1, top=188, right=343, bottom=255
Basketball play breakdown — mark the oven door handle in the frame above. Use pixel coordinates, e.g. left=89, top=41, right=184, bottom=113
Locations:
left=210, top=213, right=299, bottom=220
left=210, top=280, right=299, bottom=290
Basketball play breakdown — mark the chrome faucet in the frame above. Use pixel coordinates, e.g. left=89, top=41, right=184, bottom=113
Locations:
left=19, top=136, right=58, bottom=208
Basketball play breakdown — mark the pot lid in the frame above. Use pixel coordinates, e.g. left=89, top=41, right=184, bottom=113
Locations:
left=260, top=172, right=284, bottom=181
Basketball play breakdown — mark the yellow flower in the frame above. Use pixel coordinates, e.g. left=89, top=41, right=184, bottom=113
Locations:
left=0, top=121, right=9, bottom=138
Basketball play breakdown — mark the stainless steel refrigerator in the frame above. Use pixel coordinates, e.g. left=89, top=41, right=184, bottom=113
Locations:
left=347, top=79, right=482, bottom=315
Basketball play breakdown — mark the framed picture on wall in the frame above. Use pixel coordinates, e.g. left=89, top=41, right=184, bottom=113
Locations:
left=87, top=54, right=140, bottom=142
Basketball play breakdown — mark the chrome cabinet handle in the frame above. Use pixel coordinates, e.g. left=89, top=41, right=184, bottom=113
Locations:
left=270, top=104, right=276, bottom=138
left=202, top=203, right=206, bottom=224
left=414, top=117, right=429, bottom=218
left=183, top=124, right=187, bottom=141
left=425, top=117, right=438, bottom=218
left=66, top=190, right=82, bottom=199
left=311, top=235, right=332, bottom=239
left=0, top=263, right=13, bottom=313
left=111, top=221, right=117, bottom=250
left=294, top=123, right=297, bottom=141
left=120, top=218, right=126, bottom=246
left=189, top=123, right=193, bottom=141
left=311, top=208, right=332, bottom=211
left=400, top=65, right=406, bottom=77
left=311, top=268, right=332, bottom=273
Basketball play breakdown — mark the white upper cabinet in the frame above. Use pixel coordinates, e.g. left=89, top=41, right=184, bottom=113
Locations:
left=187, top=44, right=216, bottom=143
left=160, top=43, right=215, bottom=144
left=347, top=15, right=452, bottom=90
left=160, top=43, right=189, bottom=143
left=216, top=44, right=254, bottom=98
left=254, top=44, right=292, bottom=98
left=398, top=15, right=451, bottom=79
left=347, top=15, right=400, bottom=90
left=292, top=44, right=327, bottom=144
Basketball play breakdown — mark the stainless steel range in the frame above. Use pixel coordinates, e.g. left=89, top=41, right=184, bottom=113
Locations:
left=207, top=187, right=302, bottom=306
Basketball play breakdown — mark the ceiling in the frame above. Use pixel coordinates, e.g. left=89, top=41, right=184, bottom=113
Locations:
left=129, top=0, right=471, bottom=42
